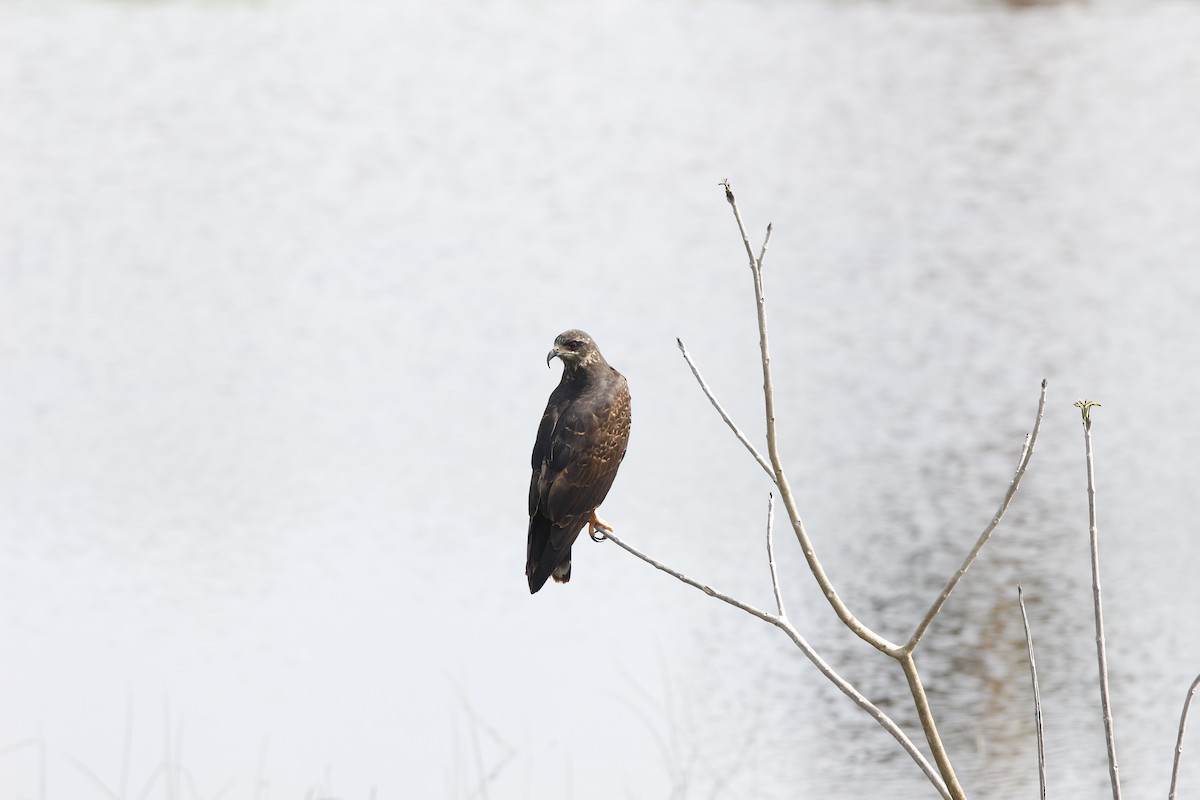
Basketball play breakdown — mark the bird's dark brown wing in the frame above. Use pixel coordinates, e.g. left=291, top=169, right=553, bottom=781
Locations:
left=526, top=369, right=631, bottom=590
left=543, top=375, right=631, bottom=525
left=529, top=399, right=562, bottom=518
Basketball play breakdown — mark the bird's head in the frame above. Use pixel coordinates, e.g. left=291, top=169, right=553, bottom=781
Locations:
left=547, top=329, right=603, bottom=372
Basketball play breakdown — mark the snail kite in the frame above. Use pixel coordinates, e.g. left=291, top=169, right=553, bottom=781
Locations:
left=526, top=329, right=631, bottom=594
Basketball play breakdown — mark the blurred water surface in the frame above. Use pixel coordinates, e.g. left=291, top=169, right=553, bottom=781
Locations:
left=2, top=0, right=1200, bottom=797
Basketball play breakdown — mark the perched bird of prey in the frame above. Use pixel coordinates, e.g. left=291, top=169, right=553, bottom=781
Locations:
left=526, top=329, right=631, bottom=594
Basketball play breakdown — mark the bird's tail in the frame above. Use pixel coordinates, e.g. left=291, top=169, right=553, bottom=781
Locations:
left=527, top=513, right=566, bottom=593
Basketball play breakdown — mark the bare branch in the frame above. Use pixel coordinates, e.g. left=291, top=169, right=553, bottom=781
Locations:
left=668, top=184, right=1062, bottom=799
left=601, top=529, right=950, bottom=800
left=756, top=223, right=773, bottom=270
left=1078, top=400, right=1121, bottom=800
left=719, top=181, right=973, bottom=799
left=676, top=338, right=775, bottom=481
left=721, top=181, right=898, bottom=657
left=1018, top=585, right=1047, bottom=800
left=602, top=529, right=779, bottom=625
left=765, top=494, right=784, bottom=617
left=720, top=179, right=760, bottom=271
left=906, top=379, right=1049, bottom=652
left=898, top=653, right=966, bottom=800
left=1169, top=673, right=1200, bottom=800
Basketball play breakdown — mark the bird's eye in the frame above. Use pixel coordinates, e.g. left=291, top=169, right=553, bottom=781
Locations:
left=567, top=340, right=582, bottom=350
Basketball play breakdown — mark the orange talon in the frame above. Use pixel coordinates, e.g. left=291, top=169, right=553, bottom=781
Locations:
left=589, top=509, right=614, bottom=542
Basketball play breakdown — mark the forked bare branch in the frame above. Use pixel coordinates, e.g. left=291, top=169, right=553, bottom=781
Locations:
left=719, top=181, right=901, bottom=657
left=906, top=381, right=1048, bottom=653
left=1018, top=584, right=1047, bottom=800
left=720, top=178, right=766, bottom=272
left=609, top=183, right=1056, bottom=800
left=601, top=527, right=951, bottom=800
left=722, top=181, right=972, bottom=798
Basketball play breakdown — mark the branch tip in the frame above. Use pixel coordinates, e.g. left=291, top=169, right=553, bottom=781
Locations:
left=1018, top=583, right=1047, bottom=800
left=1080, top=400, right=1120, bottom=800
left=905, top=379, right=1047, bottom=653
left=1075, top=398, right=1102, bottom=427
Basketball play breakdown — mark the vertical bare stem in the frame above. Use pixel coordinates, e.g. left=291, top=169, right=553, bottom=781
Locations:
left=1168, top=673, right=1200, bottom=800
left=765, top=493, right=784, bottom=617
left=721, top=180, right=968, bottom=799
left=1017, top=585, right=1047, bottom=800
left=718, top=179, right=898, bottom=655
left=1077, top=399, right=1121, bottom=800
left=899, top=654, right=966, bottom=800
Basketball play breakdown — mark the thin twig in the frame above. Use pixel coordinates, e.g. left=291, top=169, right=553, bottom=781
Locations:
left=1077, top=399, right=1121, bottom=800
left=676, top=338, right=774, bottom=480
left=765, top=494, right=784, bottom=617
left=603, top=530, right=778, bottom=623
left=720, top=181, right=900, bottom=655
left=1018, top=585, right=1047, bottom=800
left=906, top=379, right=1049, bottom=652
left=720, top=179, right=761, bottom=271
left=601, top=529, right=951, bottom=800
left=721, top=181, right=966, bottom=798
left=757, top=223, right=773, bottom=269
left=1169, top=673, right=1200, bottom=800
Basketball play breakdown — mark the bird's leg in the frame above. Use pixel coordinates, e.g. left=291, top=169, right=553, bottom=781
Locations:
left=588, top=509, right=614, bottom=542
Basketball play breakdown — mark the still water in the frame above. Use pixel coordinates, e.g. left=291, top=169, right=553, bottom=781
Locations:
left=2, top=0, right=1200, bottom=797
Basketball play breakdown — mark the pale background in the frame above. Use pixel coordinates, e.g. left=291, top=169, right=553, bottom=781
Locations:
left=2, top=0, right=1200, bottom=797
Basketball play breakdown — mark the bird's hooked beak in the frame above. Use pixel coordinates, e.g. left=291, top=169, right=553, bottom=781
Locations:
left=546, top=346, right=561, bottom=368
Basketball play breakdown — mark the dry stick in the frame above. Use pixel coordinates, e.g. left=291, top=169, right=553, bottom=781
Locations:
left=720, top=179, right=968, bottom=799
left=898, top=652, right=964, bottom=799
left=678, top=182, right=1048, bottom=799
left=906, top=381, right=1049, bottom=653
left=676, top=337, right=775, bottom=481
left=1018, top=585, right=1047, bottom=800
left=601, top=528, right=952, bottom=800
left=672, top=338, right=948, bottom=797
left=1077, top=399, right=1121, bottom=800
left=765, top=493, right=785, bottom=617
left=675, top=330, right=961, bottom=797
left=717, top=179, right=900, bottom=655
left=677, top=339, right=1009, bottom=800
left=1169, top=673, right=1200, bottom=800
